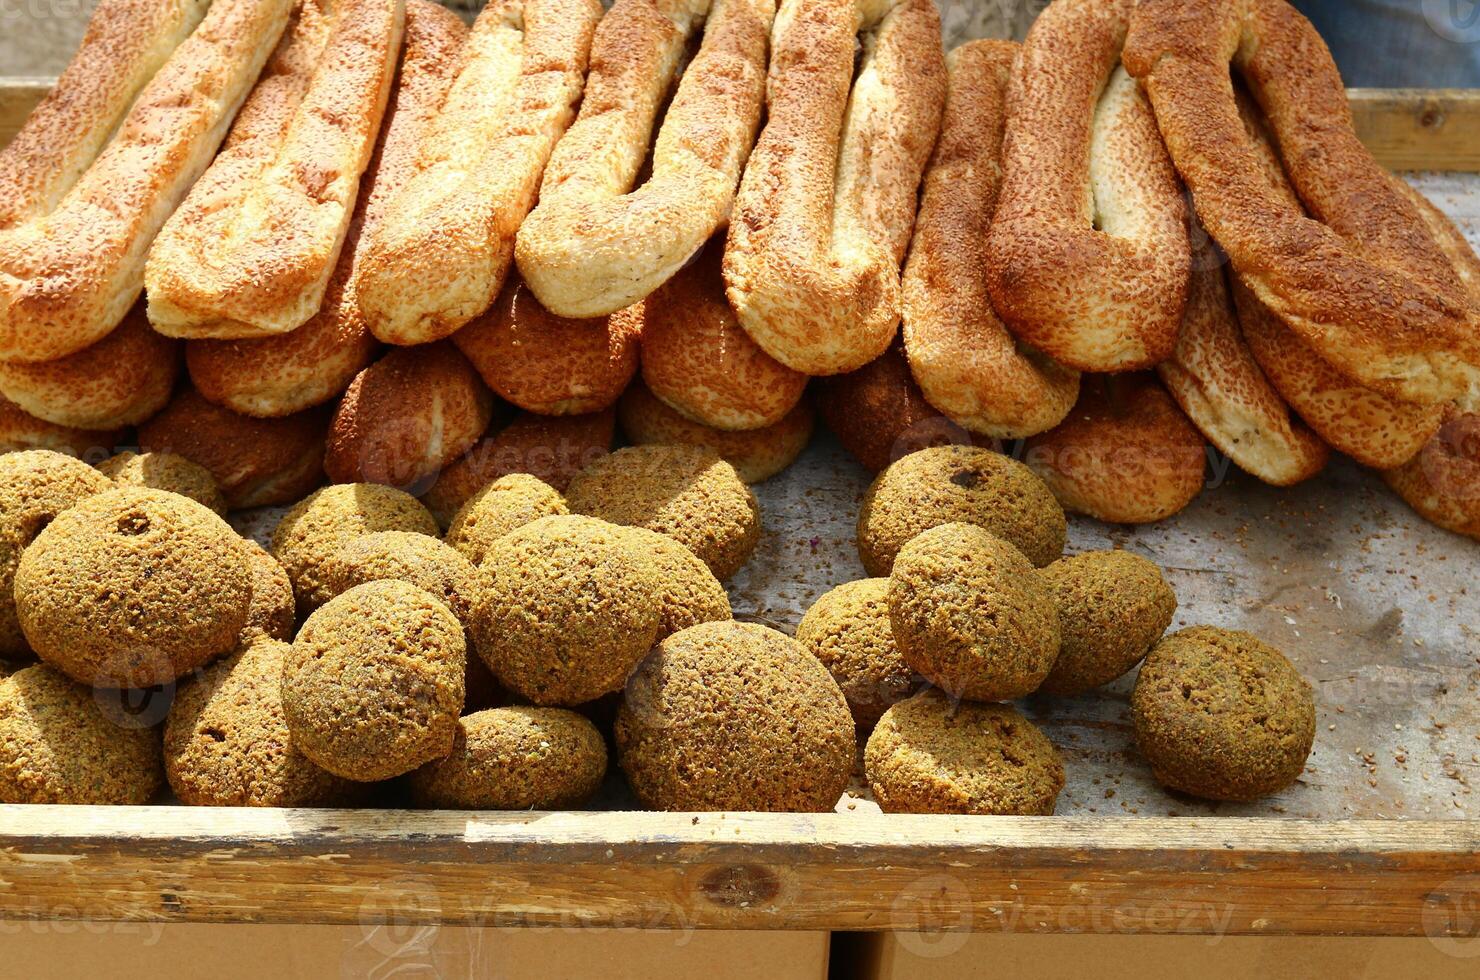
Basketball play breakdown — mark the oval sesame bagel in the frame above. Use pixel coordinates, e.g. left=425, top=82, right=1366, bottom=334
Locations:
left=0, top=395, right=122, bottom=458
left=723, top=0, right=946, bottom=376
left=1156, top=238, right=1329, bottom=487
left=618, top=380, right=813, bottom=483
left=453, top=278, right=640, bottom=416
left=1383, top=409, right=1480, bottom=542
left=146, top=0, right=405, bottom=339
left=639, top=240, right=807, bottom=431
left=356, top=0, right=603, bottom=345
left=901, top=40, right=1079, bottom=440
left=0, top=0, right=208, bottom=230
left=184, top=0, right=468, bottom=417
left=516, top=0, right=773, bottom=318
left=984, top=0, right=1189, bottom=374
left=420, top=409, right=615, bottom=525
left=0, top=0, right=294, bottom=362
left=138, top=388, right=328, bottom=510
left=325, top=343, right=494, bottom=491
left=1123, top=0, right=1480, bottom=406
left=1223, top=95, right=1444, bottom=470
left=1024, top=375, right=1206, bottom=525
left=0, top=303, right=178, bottom=430
left=817, top=340, right=978, bottom=474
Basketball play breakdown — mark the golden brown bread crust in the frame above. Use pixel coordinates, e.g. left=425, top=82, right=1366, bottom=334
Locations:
left=1222, top=95, right=1443, bottom=469
left=1123, top=0, right=1480, bottom=405
left=325, top=343, right=494, bottom=490
left=639, top=240, right=806, bottom=431
left=138, top=388, right=328, bottom=509
left=902, top=40, right=1079, bottom=439
left=1024, top=375, right=1207, bottom=524
left=0, top=0, right=295, bottom=362
left=453, top=278, right=640, bottom=416
left=356, top=0, right=603, bottom=345
left=723, top=0, right=946, bottom=376
left=1383, top=409, right=1480, bottom=542
left=0, top=396, right=121, bottom=458
left=0, top=303, right=178, bottom=430
left=184, top=0, right=466, bottom=417
left=817, top=340, right=977, bottom=474
left=0, top=0, right=208, bottom=229
left=146, top=0, right=403, bottom=339
left=1156, top=240, right=1329, bottom=486
left=618, top=379, right=813, bottom=483
left=419, top=409, right=616, bottom=524
left=985, top=0, right=1189, bottom=373
left=515, top=0, right=773, bottom=318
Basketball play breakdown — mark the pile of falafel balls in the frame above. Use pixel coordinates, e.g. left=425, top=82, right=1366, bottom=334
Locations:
left=0, top=442, right=1316, bottom=813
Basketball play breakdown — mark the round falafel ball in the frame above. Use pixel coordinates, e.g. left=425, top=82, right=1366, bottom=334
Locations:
left=97, top=451, right=227, bottom=515
left=1037, top=550, right=1177, bottom=695
left=408, top=706, right=607, bottom=809
left=283, top=580, right=466, bottom=781
left=164, top=639, right=361, bottom=806
left=887, top=523, right=1061, bottom=702
left=471, top=515, right=663, bottom=706
left=865, top=688, right=1065, bottom=815
left=796, top=579, right=919, bottom=729
left=0, top=449, right=112, bottom=658
left=616, top=621, right=854, bottom=812
left=565, top=445, right=760, bottom=580
left=0, top=663, right=163, bottom=804
left=240, top=540, right=296, bottom=645
left=270, top=483, right=440, bottom=613
left=856, top=445, right=1066, bottom=576
left=445, top=473, right=568, bottom=565
left=322, top=531, right=476, bottom=623
left=617, top=525, right=731, bottom=637
left=15, top=487, right=252, bottom=688
left=1131, top=626, right=1315, bottom=802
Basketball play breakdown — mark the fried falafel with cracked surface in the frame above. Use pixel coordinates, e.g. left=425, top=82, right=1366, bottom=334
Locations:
left=887, top=523, right=1061, bottom=702
left=616, top=621, right=854, bottom=812
left=283, top=581, right=466, bottom=782
left=797, top=578, right=919, bottom=729
left=0, top=663, right=163, bottom=804
left=857, top=445, right=1066, bottom=576
left=1131, top=627, right=1315, bottom=802
left=322, top=531, right=476, bottom=624
left=165, top=639, right=361, bottom=807
left=240, top=540, right=295, bottom=645
left=271, top=483, right=439, bottom=614
left=445, top=473, right=568, bottom=566
left=1038, top=550, right=1177, bottom=695
left=97, top=451, right=227, bottom=515
left=471, top=515, right=663, bottom=706
left=865, top=689, right=1064, bottom=815
left=15, top=487, right=251, bottom=688
left=0, top=450, right=112, bottom=658
left=565, top=445, right=760, bottom=580
left=616, top=526, right=731, bottom=638
left=408, top=706, right=607, bottom=809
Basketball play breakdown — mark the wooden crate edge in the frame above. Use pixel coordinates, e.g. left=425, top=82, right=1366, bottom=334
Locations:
left=2, top=807, right=1478, bottom=936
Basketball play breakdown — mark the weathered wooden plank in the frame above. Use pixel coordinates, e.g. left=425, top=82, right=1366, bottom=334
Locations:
left=1349, top=88, right=1480, bottom=171
left=1, top=807, right=1478, bottom=935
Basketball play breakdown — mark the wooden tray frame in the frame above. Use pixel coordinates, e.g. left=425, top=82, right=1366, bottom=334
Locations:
left=1, top=80, right=1479, bottom=937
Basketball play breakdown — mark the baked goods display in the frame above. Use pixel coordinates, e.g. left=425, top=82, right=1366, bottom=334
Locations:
left=515, top=0, right=772, bottom=317
left=354, top=0, right=602, bottom=344
left=986, top=0, right=1188, bottom=374
left=3, top=0, right=1478, bottom=819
